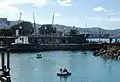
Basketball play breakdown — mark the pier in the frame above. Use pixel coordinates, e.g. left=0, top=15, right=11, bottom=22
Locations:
left=0, top=51, right=11, bottom=82
left=1, top=43, right=120, bottom=52
left=1, top=35, right=120, bottom=52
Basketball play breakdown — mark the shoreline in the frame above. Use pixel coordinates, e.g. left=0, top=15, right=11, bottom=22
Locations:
left=0, top=43, right=112, bottom=53
left=1, top=43, right=120, bottom=53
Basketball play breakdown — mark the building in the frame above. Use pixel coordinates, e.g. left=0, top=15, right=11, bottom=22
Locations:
left=0, top=18, right=10, bottom=29
left=28, top=34, right=88, bottom=44
left=38, top=24, right=56, bottom=35
left=68, top=34, right=88, bottom=43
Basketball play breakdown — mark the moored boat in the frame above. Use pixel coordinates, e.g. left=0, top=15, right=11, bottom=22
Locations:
left=8, top=35, right=41, bottom=52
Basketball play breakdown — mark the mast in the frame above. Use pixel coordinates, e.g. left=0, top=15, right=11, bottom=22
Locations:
left=84, top=22, right=87, bottom=54
left=85, top=22, right=87, bottom=37
left=49, top=12, right=55, bottom=43
left=33, top=12, right=37, bottom=36
left=85, top=22, right=87, bottom=29
left=99, top=27, right=101, bottom=43
left=16, top=12, right=22, bottom=36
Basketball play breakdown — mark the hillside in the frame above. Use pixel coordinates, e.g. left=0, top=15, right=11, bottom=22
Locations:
left=8, top=21, right=120, bottom=35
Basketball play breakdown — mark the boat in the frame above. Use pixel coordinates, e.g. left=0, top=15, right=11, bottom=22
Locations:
left=8, top=35, right=41, bottom=52
left=7, top=13, right=42, bottom=53
left=57, top=72, right=71, bottom=76
left=36, top=54, right=42, bottom=58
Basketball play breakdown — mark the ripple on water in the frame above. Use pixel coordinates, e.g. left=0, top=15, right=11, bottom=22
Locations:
left=3, top=51, right=120, bottom=82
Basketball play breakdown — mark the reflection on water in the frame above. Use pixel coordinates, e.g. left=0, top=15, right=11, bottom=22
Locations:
left=59, top=76, right=68, bottom=82
left=1, top=51, right=120, bottom=82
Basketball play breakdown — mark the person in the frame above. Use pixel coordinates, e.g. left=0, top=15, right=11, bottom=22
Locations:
left=60, top=68, right=62, bottom=73
left=115, top=38, right=117, bottom=43
left=63, top=68, right=68, bottom=73
left=109, top=38, right=112, bottom=43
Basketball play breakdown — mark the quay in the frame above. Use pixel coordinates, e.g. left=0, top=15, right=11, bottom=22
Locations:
left=0, top=35, right=119, bottom=52
left=0, top=43, right=120, bottom=52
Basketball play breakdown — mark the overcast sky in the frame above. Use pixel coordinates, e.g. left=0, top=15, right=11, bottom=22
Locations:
left=0, top=0, right=120, bottom=29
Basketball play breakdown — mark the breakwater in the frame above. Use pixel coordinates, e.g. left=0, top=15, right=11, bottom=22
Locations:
left=0, top=43, right=105, bottom=52
left=93, top=46, right=120, bottom=60
left=1, top=43, right=120, bottom=53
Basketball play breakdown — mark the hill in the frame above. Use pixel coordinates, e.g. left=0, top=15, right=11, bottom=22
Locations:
left=8, top=21, right=120, bottom=35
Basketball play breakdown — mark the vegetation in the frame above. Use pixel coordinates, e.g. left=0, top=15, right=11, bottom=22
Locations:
left=10, top=21, right=34, bottom=36
left=69, top=26, right=79, bottom=36
left=0, top=29, right=14, bottom=36
left=39, top=24, right=56, bottom=35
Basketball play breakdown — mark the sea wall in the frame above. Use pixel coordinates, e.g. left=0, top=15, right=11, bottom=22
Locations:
left=2, top=43, right=119, bottom=52
left=39, top=44, right=103, bottom=51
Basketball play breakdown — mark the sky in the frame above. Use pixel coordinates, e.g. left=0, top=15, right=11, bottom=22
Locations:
left=0, top=0, right=120, bottom=29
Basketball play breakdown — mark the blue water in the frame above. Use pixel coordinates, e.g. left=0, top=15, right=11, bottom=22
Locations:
left=3, top=51, right=120, bottom=82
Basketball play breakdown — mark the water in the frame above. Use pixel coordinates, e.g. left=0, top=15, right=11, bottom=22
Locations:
left=87, top=38, right=110, bottom=43
left=2, top=51, right=120, bottom=82
left=87, top=38, right=120, bottom=43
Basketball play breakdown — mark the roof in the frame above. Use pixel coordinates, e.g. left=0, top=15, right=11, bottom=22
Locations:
left=0, top=23, right=9, bottom=28
left=109, top=34, right=120, bottom=38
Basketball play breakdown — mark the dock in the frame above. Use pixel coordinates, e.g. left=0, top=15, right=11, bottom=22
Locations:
left=1, top=43, right=120, bottom=52
left=0, top=51, right=11, bottom=82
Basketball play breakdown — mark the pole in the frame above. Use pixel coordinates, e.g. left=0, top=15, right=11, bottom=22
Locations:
left=7, top=51, right=10, bottom=71
left=1, top=51, right=5, bottom=72
left=99, top=27, right=101, bottom=43
left=6, top=50, right=11, bottom=82
left=33, top=12, right=37, bottom=36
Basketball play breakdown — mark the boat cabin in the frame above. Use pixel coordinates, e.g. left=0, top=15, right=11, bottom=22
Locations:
left=12, top=36, right=29, bottom=44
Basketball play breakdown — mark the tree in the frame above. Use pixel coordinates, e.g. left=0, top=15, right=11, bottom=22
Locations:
left=39, top=24, right=56, bottom=35
left=69, top=26, right=78, bottom=36
left=10, top=21, right=34, bottom=36
left=0, top=29, right=14, bottom=36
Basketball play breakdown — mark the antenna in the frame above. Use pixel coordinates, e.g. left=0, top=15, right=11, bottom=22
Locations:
left=33, top=12, right=37, bottom=36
